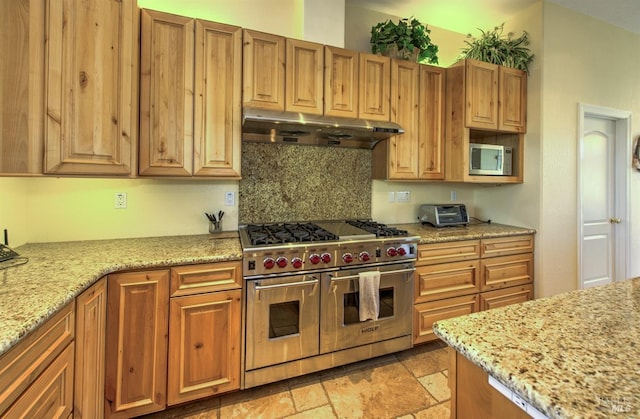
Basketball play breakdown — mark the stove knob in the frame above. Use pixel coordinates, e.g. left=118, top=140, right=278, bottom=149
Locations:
left=309, top=253, right=321, bottom=265
left=263, top=257, right=275, bottom=269
left=292, top=257, right=303, bottom=269
left=276, top=256, right=288, bottom=268
left=321, top=252, right=332, bottom=264
left=342, top=253, right=354, bottom=263
left=397, top=246, right=407, bottom=256
left=387, top=247, right=398, bottom=257
left=358, top=251, right=371, bottom=262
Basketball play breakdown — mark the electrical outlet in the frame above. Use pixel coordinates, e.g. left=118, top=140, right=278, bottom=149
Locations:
left=388, top=192, right=395, bottom=202
left=450, top=190, right=457, bottom=201
left=396, top=191, right=410, bottom=202
left=225, top=192, right=235, bottom=206
left=115, top=192, right=127, bottom=209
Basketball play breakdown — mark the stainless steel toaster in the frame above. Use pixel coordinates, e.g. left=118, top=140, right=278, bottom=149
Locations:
left=419, top=204, right=469, bottom=227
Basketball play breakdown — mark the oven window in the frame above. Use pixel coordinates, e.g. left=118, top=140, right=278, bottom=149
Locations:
left=343, top=287, right=394, bottom=325
left=269, top=301, right=300, bottom=338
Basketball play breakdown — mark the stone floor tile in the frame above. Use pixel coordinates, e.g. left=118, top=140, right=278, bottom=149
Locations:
left=396, top=344, right=450, bottom=378
left=418, top=372, right=451, bottom=402
left=218, top=387, right=296, bottom=418
left=283, top=405, right=337, bottom=419
left=290, top=381, right=329, bottom=411
left=322, top=362, right=437, bottom=418
left=413, top=401, right=451, bottom=419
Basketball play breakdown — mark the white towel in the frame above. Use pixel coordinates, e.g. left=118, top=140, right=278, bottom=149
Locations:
left=358, top=271, right=380, bottom=321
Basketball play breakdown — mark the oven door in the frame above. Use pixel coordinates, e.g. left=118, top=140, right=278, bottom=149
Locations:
left=320, top=263, right=414, bottom=354
left=245, top=274, right=320, bottom=371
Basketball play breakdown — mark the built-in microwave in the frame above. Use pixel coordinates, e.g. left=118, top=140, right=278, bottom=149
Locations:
left=469, top=143, right=512, bottom=176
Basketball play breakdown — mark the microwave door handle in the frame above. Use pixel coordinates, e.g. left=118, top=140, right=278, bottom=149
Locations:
left=497, top=152, right=503, bottom=171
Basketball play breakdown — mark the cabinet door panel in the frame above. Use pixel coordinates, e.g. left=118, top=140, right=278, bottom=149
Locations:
left=498, top=66, right=527, bottom=133
left=388, top=59, right=419, bottom=179
left=324, top=46, right=358, bottom=118
left=45, top=0, right=136, bottom=175
left=3, top=343, right=74, bottom=419
left=193, top=20, right=242, bottom=177
left=105, top=270, right=169, bottom=417
left=75, top=277, right=107, bottom=419
left=358, top=53, right=390, bottom=121
left=168, top=290, right=241, bottom=405
left=480, top=284, right=533, bottom=311
left=480, top=253, right=533, bottom=291
left=418, top=65, right=445, bottom=179
left=286, top=39, right=323, bottom=114
left=418, top=240, right=481, bottom=265
left=464, top=60, right=498, bottom=130
left=170, top=261, right=242, bottom=297
left=415, top=260, right=480, bottom=303
left=139, top=10, right=194, bottom=176
left=242, top=29, right=285, bottom=111
left=481, top=235, right=534, bottom=258
left=414, top=295, right=478, bottom=344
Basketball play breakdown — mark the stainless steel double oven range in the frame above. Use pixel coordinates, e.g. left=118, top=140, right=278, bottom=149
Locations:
left=239, top=220, right=419, bottom=389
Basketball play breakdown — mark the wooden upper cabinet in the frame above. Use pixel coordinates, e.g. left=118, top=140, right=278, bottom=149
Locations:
left=418, top=65, right=446, bottom=179
left=139, top=10, right=241, bottom=178
left=462, top=59, right=526, bottom=133
left=464, top=60, right=499, bottom=130
left=387, top=59, right=420, bottom=180
left=324, top=46, right=358, bottom=118
left=498, top=66, right=527, bottom=132
left=285, top=38, right=323, bottom=114
left=242, top=29, right=285, bottom=111
left=193, top=20, right=242, bottom=177
left=358, top=53, right=390, bottom=121
left=139, top=10, right=194, bottom=176
left=45, top=0, right=138, bottom=176
left=372, top=62, right=444, bottom=181
left=0, top=0, right=44, bottom=175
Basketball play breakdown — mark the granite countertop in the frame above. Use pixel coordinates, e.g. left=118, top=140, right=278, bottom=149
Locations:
left=0, top=233, right=242, bottom=357
left=433, top=278, right=640, bottom=418
left=395, top=222, right=536, bottom=244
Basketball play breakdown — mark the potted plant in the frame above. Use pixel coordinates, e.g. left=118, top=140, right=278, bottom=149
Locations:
left=370, top=17, right=439, bottom=64
left=458, top=23, right=534, bottom=72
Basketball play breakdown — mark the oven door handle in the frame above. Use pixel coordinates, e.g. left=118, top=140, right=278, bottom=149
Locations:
left=329, top=267, right=415, bottom=282
left=254, top=278, right=319, bottom=291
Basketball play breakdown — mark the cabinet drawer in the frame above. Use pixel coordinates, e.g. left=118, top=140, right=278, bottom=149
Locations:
left=480, top=284, right=533, bottom=311
left=0, top=302, right=74, bottom=414
left=413, top=294, right=478, bottom=345
left=480, top=235, right=534, bottom=258
left=3, top=343, right=74, bottom=418
left=171, top=261, right=242, bottom=297
left=415, top=260, right=480, bottom=303
left=480, top=253, right=533, bottom=291
left=417, top=240, right=480, bottom=265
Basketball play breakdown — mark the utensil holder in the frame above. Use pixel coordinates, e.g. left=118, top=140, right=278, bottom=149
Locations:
left=209, top=221, right=222, bottom=234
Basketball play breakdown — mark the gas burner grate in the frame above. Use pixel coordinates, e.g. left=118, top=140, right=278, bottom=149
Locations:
left=245, top=223, right=339, bottom=245
left=346, top=220, right=409, bottom=237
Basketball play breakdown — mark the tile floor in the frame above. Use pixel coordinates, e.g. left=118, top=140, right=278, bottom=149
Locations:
left=141, top=340, right=451, bottom=419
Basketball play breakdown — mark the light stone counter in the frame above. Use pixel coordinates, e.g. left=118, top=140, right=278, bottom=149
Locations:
left=0, top=234, right=241, bottom=357
left=434, top=278, right=640, bottom=418
left=395, top=222, right=536, bottom=244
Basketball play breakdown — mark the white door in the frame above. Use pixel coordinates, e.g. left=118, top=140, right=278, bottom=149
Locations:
left=579, top=105, right=630, bottom=288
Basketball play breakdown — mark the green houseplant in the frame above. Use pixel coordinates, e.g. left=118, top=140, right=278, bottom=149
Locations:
left=459, top=23, right=533, bottom=73
left=370, top=17, right=439, bottom=64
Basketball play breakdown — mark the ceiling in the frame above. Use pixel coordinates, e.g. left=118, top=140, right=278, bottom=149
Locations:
left=344, top=0, right=640, bottom=35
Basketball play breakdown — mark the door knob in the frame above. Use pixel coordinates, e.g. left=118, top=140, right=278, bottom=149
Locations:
left=609, top=217, right=622, bottom=224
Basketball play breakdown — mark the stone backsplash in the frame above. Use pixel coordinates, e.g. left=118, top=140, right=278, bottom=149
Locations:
left=239, top=142, right=371, bottom=224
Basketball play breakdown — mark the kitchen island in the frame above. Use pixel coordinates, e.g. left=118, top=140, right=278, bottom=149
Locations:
left=434, top=278, right=640, bottom=418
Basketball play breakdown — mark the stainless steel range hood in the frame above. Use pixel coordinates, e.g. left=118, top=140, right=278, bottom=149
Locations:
left=242, top=108, right=404, bottom=149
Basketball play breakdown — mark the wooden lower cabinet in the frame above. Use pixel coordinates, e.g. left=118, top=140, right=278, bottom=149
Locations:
left=414, top=294, right=478, bottom=344
left=105, top=270, right=170, bottom=417
left=449, top=349, right=530, bottom=419
left=75, top=277, right=107, bottom=419
left=0, top=303, right=74, bottom=415
left=168, top=289, right=241, bottom=405
left=414, top=235, right=534, bottom=345
left=480, top=284, right=533, bottom=311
